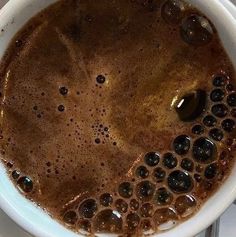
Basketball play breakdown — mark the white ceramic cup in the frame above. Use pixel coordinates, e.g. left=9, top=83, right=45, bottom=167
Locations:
left=0, top=0, right=236, bottom=237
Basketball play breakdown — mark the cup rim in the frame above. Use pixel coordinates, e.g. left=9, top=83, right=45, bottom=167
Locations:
left=0, top=0, right=236, bottom=237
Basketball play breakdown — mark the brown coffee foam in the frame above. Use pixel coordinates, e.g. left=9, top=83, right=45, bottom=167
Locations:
left=0, top=0, right=235, bottom=235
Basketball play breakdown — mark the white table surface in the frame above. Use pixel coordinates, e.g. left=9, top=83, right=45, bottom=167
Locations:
left=0, top=0, right=236, bottom=236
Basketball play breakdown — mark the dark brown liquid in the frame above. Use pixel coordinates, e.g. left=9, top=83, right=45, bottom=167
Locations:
left=0, top=0, right=236, bottom=235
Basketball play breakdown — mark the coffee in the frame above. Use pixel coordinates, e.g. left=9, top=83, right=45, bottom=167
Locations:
left=0, top=0, right=235, bottom=235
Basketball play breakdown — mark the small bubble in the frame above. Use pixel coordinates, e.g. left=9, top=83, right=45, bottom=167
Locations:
left=95, top=138, right=101, bottom=144
left=7, top=161, right=13, bottom=168
left=59, top=86, right=68, bottom=95
left=193, top=137, right=216, bottom=163
left=126, top=213, right=140, bottom=231
left=181, top=158, right=194, bottom=172
left=154, top=208, right=177, bottom=225
left=136, top=166, right=149, bottom=179
left=163, top=153, right=177, bottom=169
left=136, top=181, right=155, bottom=201
left=175, top=195, right=196, bottom=216
left=154, top=188, right=173, bottom=206
left=192, top=124, right=204, bottom=135
left=168, top=170, right=193, bottom=193
left=78, top=199, right=97, bottom=218
left=180, top=15, right=213, bottom=46
left=211, top=104, right=228, bottom=118
left=118, top=182, right=133, bottom=198
left=221, top=119, right=235, bottom=132
left=140, top=203, right=154, bottom=217
left=213, top=75, right=228, bottom=87
left=203, top=115, right=217, bottom=127
left=210, top=89, right=225, bottom=102
left=173, top=135, right=190, bottom=155
left=130, top=199, right=139, bottom=211
left=58, top=105, right=65, bottom=112
left=63, top=210, right=78, bottom=225
left=161, top=0, right=186, bottom=24
left=96, top=75, right=106, bottom=84
left=227, top=93, right=236, bottom=107
left=153, top=167, right=166, bottom=182
left=15, top=39, right=23, bottom=47
left=78, top=219, right=91, bottom=232
left=115, top=199, right=128, bottom=213
left=226, top=84, right=234, bottom=92
left=17, top=176, right=33, bottom=193
left=194, top=174, right=202, bottom=182
left=100, top=193, right=113, bottom=207
left=204, top=163, right=218, bottom=179
left=144, top=152, right=160, bottom=167
left=33, top=106, right=38, bottom=110
left=12, top=170, right=20, bottom=179
left=93, top=209, right=123, bottom=233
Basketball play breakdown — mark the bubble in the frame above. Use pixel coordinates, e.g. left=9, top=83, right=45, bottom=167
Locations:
left=213, top=75, right=228, bottom=87
left=95, top=138, right=101, bottom=144
left=210, top=89, right=225, bottom=102
left=221, top=119, right=235, bottom=132
left=141, top=219, right=153, bottom=232
left=15, top=39, right=23, bottom=47
left=17, top=176, right=33, bottom=193
left=204, top=163, right=218, bottom=179
left=63, top=210, right=78, bottom=225
left=78, top=219, right=91, bottom=232
left=176, top=90, right=206, bottom=122
left=126, top=213, right=140, bottom=231
left=130, top=199, right=139, bottom=211
left=96, top=75, right=106, bottom=84
left=140, top=203, right=154, bottom=217
left=136, top=181, right=155, bottom=201
left=192, top=137, right=216, bottom=163
left=115, top=199, right=128, bottom=213
left=175, top=195, right=196, bottom=216
left=192, top=124, right=204, bottom=135
left=163, top=153, right=177, bottom=169
left=209, top=128, right=223, bottom=141
left=226, top=84, right=234, bottom=92
left=136, top=166, right=149, bottom=179
left=78, top=199, right=97, bottom=218
left=231, top=109, right=236, bottom=117
left=153, top=208, right=177, bottom=225
left=168, top=170, right=193, bottom=193
left=153, top=167, right=166, bottom=182
left=58, top=104, right=65, bottom=112
left=180, top=15, right=213, bottom=46
left=100, top=193, right=113, bottom=207
left=173, top=135, right=190, bottom=155
left=161, top=0, right=186, bottom=24
left=59, top=86, right=68, bottom=95
left=211, top=104, right=228, bottom=118
left=181, top=158, right=194, bottom=172
left=194, top=174, right=202, bottom=182
left=154, top=188, right=173, bottom=205
left=12, top=170, right=20, bottom=179
left=118, top=182, right=133, bottom=198
left=203, top=115, right=217, bottom=127
left=93, top=209, right=123, bottom=233
left=227, top=93, right=236, bottom=107
left=144, top=152, right=160, bottom=167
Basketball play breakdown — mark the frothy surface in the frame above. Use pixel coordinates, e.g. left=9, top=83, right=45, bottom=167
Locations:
left=0, top=0, right=236, bottom=235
